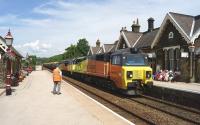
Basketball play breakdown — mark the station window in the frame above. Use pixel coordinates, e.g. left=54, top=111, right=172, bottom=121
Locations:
left=123, top=44, right=125, bottom=49
left=175, top=48, right=180, bottom=71
left=169, top=49, right=174, bottom=71
left=164, top=49, right=168, bottom=70
left=168, top=32, right=174, bottom=39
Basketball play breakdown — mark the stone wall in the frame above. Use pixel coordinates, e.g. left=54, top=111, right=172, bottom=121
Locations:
left=196, top=58, right=200, bottom=82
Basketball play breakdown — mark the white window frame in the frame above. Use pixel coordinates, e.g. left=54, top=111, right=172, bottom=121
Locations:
left=168, top=32, right=174, bottom=39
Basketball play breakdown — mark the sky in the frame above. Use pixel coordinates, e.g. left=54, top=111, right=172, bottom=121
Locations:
left=0, top=0, right=199, bottom=57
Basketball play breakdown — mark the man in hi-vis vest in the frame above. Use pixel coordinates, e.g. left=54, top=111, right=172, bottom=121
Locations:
left=52, top=66, right=62, bottom=94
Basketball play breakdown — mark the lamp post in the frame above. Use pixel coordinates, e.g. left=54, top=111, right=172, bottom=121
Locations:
left=188, top=45, right=195, bottom=83
left=5, top=29, right=13, bottom=95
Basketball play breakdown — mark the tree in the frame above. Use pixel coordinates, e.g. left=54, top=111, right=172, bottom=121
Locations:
left=63, top=38, right=89, bottom=59
left=42, top=38, right=90, bottom=63
left=46, top=54, right=64, bottom=62
left=64, top=44, right=78, bottom=59
left=76, top=38, right=90, bottom=56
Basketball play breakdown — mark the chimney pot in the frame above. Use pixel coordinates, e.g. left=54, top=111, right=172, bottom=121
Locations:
left=131, top=19, right=140, bottom=33
left=148, top=17, right=154, bottom=32
left=96, top=39, right=100, bottom=47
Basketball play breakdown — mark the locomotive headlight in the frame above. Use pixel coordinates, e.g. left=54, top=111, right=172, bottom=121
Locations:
left=127, top=71, right=133, bottom=78
left=146, top=71, right=151, bottom=79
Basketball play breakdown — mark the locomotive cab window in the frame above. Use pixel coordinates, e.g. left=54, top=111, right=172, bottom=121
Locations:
left=111, top=55, right=122, bottom=65
left=124, top=54, right=147, bottom=66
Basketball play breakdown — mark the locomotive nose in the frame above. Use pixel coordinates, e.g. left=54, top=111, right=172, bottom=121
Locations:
left=124, top=67, right=152, bottom=83
left=132, top=70, right=143, bottom=79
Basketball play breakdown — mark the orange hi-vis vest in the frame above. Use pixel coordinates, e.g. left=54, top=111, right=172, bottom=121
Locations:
left=53, top=68, right=62, bottom=82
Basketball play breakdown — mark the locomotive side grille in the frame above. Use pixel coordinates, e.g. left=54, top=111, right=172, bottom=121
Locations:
left=133, top=70, right=143, bottom=79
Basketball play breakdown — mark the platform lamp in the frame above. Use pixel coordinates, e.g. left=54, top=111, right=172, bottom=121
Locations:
left=188, top=44, right=195, bottom=83
left=5, top=29, right=13, bottom=95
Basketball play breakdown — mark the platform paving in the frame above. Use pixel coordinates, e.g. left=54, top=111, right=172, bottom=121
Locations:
left=0, top=88, right=5, bottom=96
left=0, top=70, right=133, bottom=125
left=154, top=80, right=200, bottom=94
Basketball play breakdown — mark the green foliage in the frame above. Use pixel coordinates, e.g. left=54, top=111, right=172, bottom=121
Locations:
left=64, top=44, right=78, bottom=59
left=77, top=38, right=90, bottom=56
left=29, top=55, right=37, bottom=66
left=63, top=38, right=89, bottom=59
left=21, top=55, right=37, bottom=69
left=36, top=57, right=48, bottom=65
left=44, top=54, right=64, bottom=63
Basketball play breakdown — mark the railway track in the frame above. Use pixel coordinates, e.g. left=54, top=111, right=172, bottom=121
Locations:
left=129, top=95, right=200, bottom=125
left=45, top=68, right=200, bottom=125
left=62, top=75, right=153, bottom=125
left=140, top=94, right=200, bottom=115
left=62, top=76, right=200, bottom=125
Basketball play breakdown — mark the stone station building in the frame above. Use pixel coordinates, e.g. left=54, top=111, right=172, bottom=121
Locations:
left=88, top=12, right=200, bottom=83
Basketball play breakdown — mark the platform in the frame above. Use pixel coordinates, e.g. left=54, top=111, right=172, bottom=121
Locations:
left=146, top=80, right=200, bottom=110
left=0, top=70, right=133, bottom=125
left=0, top=88, right=5, bottom=96
left=153, top=81, right=200, bottom=94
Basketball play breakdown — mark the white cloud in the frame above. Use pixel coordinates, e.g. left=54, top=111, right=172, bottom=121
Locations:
left=1, top=0, right=200, bottom=57
left=14, top=40, right=52, bottom=56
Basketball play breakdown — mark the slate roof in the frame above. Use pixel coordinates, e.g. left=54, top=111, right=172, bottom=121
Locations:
left=135, top=28, right=159, bottom=48
left=111, top=40, right=118, bottom=52
left=91, top=46, right=100, bottom=54
left=122, top=31, right=142, bottom=46
left=152, top=12, right=200, bottom=48
left=169, top=12, right=193, bottom=36
left=0, top=36, right=7, bottom=52
left=11, top=46, right=23, bottom=58
left=104, top=44, right=114, bottom=52
left=194, top=15, right=200, bottom=35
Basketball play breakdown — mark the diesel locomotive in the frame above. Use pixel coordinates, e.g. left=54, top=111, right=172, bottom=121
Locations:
left=44, top=48, right=153, bottom=95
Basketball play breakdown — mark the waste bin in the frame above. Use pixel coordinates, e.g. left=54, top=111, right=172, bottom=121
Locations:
left=6, top=84, right=12, bottom=95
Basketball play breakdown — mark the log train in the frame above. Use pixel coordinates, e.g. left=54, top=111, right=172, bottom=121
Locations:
left=43, top=48, right=153, bottom=95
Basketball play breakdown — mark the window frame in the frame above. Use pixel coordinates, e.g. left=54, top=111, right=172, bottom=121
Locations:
left=168, top=32, right=174, bottom=39
left=111, top=55, right=122, bottom=66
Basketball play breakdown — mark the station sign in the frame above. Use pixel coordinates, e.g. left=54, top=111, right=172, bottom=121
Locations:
left=147, top=53, right=156, bottom=58
left=181, top=52, right=188, bottom=58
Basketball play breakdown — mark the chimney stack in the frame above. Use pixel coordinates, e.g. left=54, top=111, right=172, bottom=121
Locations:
left=148, top=17, right=154, bottom=32
left=96, top=39, right=100, bottom=47
left=120, top=27, right=127, bottom=32
left=131, top=18, right=140, bottom=33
